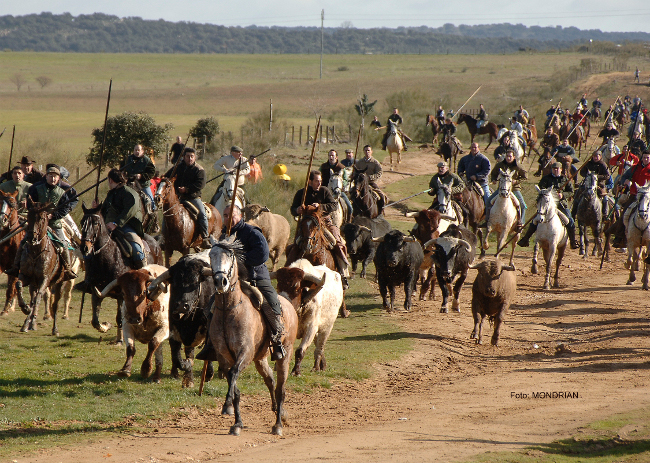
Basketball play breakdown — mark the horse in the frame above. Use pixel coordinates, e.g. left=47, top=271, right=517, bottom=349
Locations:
left=425, top=114, right=441, bottom=145
left=496, top=129, right=525, bottom=163
left=436, top=133, right=459, bottom=172
left=624, top=184, right=650, bottom=289
left=15, top=201, right=70, bottom=335
left=458, top=183, right=486, bottom=249
left=212, top=172, right=246, bottom=218
left=524, top=117, right=540, bottom=157
left=616, top=107, right=629, bottom=127
left=530, top=187, right=568, bottom=290
left=589, top=107, right=602, bottom=123
left=0, top=190, right=24, bottom=316
left=80, top=203, right=163, bottom=342
left=327, top=169, right=350, bottom=228
left=560, top=123, right=585, bottom=155
left=596, top=138, right=620, bottom=165
left=385, top=120, right=404, bottom=170
left=548, top=113, right=561, bottom=135
left=456, top=113, right=499, bottom=150
left=349, top=170, right=383, bottom=219
left=155, top=177, right=222, bottom=267
left=575, top=171, right=603, bottom=258
left=285, top=211, right=336, bottom=270
left=432, top=179, right=462, bottom=233
left=207, top=236, right=298, bottom=436
left=482, top=169, right=520, bottom=265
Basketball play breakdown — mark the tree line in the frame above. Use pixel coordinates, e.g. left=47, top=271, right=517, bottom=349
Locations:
left=1, top=13, right=649, bottom=54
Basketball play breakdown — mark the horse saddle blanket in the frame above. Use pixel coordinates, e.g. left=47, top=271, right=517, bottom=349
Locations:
left=46, top=229, right=74, bottom=250
left=181, top=200, right=213, bottom=221
left=112, top=230, right=147, bottom=261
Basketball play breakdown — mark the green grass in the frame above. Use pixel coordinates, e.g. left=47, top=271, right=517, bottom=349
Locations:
left=467, top=408, right=650, bottom=463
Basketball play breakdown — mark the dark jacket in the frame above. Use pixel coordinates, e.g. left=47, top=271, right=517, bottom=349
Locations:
left=164, top=162, right=205, bottom=200
left=28, top=182, right=66, bottom=229
left=121, top=155, right=156, bottom=189
left=580, top=159, right=610, bottom=188
left=490, top=160, right=527, bottom=191
left=290, top=186, right=337, bottom=217
left=388, top=113, right=403, bottom=125
left=229, top=219, right=270, bottom=281
left=538, top=173, right=573, bottom=208
left=102, top=185, right=144, bottom=237
left=553, top=144, right=579, bottom=163
left=428, top=172, right=464, bottom=196
left=319, top=161, right=345, bottom=189
left=458, top=152, right=491, bottom=186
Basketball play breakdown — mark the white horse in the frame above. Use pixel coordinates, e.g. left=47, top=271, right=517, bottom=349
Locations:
left=386, top=120, right=404, bottom=171
left=624, top=184, right=650, bottom=289
left=496, top=129, right=524, bottom=163
left=212, top=172, right=246, bottom=217
left=327, top=169, right=350, bottom=228
left=531, top=187, right=568, bottom=290
left=482, top=169, right=520, bottom=265
left=596, top=138, right=620, bottom=164
left=432, top=178, right=462, bottom=235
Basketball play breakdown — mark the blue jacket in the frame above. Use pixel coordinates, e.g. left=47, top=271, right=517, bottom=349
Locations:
left=230, top=219, right=270, bottom=281
left=458, top=152, right=491, bottom=186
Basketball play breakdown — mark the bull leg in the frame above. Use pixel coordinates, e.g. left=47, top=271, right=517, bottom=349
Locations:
left=642, top=254, right=650, bottom=291
left=361, top=256, right=373, bottom=279
left=141, top=338, right=162, bottom=380
left=438, top=274, right=450, bottom=313
left=339, top=299, right=350, bottom=318
left=292, top=324, right=318, bottom=376
left=311, top=326, right=332, bottom=371
left=379, top=282, right=390, bottom=312
left=90, top=293, right=112, bottom=333
left=403, top=275, right=417, bottom=311
left=254, top=358, right=276, bottom=411
left=272, top=349, right=291, bottom=436
left=151, top=343, right=164, bottom=383
left=119, top=341, right=135, bottom=377
left=477, top=314, right=486, bottom=344
left=114, top=299, right=123, bottom=345
left=491, top=310, right=505, bottom=346
left=553, top=245, right=566, bottom=288
left=451, top=272, right=468, bottom=312
left=350, top=256, right=358, bottom=278
left=169, top=338, right=183, bottom=379
left=389, top=284, right=396, bottom=312
left=470, top=305, right=480, bottom=341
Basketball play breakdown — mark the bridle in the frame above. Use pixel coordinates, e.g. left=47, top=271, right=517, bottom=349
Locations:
left=80, top=213, right=110, bottom=255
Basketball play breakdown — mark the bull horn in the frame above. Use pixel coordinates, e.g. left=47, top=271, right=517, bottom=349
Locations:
left=261, top=206, right=271, bottom=213
left=371, top=236, right=385, bottom=243
left=202, top=267, right=213, bottom=277
left=303, top=272, right=326, bottom=287
left=96, top=278, right=119, bottom=299
left=405, top=211, right=420, bottom=218
left=423, top=238, right=438, bottom=249
left=403, top=236, right=418, bottom=243
left=358, top=225, right=372, bottom=233
left=146, top=270, right=171, bottom=295
left=467, top=259, right=482, bottom=270
left=457, top=239, right=472, bottom=252
left=501, top=264, right=516, bottom=272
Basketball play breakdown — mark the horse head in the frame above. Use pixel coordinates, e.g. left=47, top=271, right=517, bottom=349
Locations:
left=328, top=169, right=344, bottom=198
left=498, top=169, right=514, bottom=197
left=636, top=183, right=650, bottom=221
left=26, top=200, right=52, bottom=246
left=155, top=177, right=176, bottom=208
left=208, top=235, right=245, bottom=294
left=388, top=120, right=399, bottom=135
left=0, top=190, right=18, bottom=229
left=583, top=171, right=598, bottom=197
left=296, top=211, right=328, bottom=254
left=535, top=186, right=558, bottom=224
left=80, top=201, right=107, bottom=256
left=435, top=179, right=452, bottom=213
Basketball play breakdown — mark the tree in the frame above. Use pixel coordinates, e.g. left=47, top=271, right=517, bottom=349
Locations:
left=35, top=75, right=52, bottom=89
left=9, top=73, right=26, bottom=91
left=354, top=93, right=377, bottom=129
left=189, top=116, right=220, bottom=142
left=86, top=111, right=173, bottom=168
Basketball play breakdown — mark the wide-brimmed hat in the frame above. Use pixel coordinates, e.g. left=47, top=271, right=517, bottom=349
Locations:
left=20, top=156, right=35, bottom=165
left=230, top=145, right=243, bottom=153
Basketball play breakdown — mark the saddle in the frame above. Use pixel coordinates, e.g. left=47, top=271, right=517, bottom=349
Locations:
left=181, top=200, right=213, bottom=221
left=111, top=228, right=151, bottom=267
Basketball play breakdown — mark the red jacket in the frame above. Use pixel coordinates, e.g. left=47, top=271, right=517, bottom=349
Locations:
left=609, top=151, right=638, bottom=176
left=626, top=161, right=650, bottom=195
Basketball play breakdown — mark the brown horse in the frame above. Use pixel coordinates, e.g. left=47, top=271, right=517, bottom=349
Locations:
left=548, top=113, right=562, bottom=136
left=425, top=114, right=441, bottom=145
left=15, top=201, right=69, bottom=335
left=436, top=133, right=460, bottom=172
left=207, top=237, right=298, bottom=436
left=349, top=170, right=383, bottom=219
left=560, top=123, right=585, bottom=155
left=458, top=184, right=486, bottom=249
left=524, top=117, right=540, bottom=157
left=0, top=190, right=24, bottom=316
left=155, top=177, right=222, bottom=267
left=456, top=113, right=499, bottom=150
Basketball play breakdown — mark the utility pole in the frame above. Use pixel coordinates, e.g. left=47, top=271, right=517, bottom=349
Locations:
left=320, top=9, right=324, bottom=79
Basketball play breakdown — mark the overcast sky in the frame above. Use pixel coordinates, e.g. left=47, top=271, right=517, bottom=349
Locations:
left=4, top=1, right=650, bottom=33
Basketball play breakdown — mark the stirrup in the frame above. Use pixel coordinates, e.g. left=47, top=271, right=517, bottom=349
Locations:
left=270, top=342, right=286, bottom=361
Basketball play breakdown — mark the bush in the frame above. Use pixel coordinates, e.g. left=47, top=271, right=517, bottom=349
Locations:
left=190, top=116, right=220, bottom=143
left=86, top=111, right=173, bottom=168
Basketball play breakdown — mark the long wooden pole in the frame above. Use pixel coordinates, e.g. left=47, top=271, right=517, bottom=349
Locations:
left=95, top=79, right=112, bottom=202
left=301, top=116, right=321, bottom=210
left=7, top=125, right=16, bottom=172
left=451, top=86, right=482, bottom=120
left=352, top=124, right=362, bottom=164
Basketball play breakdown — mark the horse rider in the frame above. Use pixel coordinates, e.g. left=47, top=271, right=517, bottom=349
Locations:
left=436, top=105, right=446, bottom=127
left=6, top=165, right=78, bottom=280
left=121, top=144, right=156, bottom=212
left=545, top=104, right=559, bottom=128
left=608, top=150, right=650, bottom=249
left=626, top=130, right=647, bottom=157
left=211, top=145, right=251, bottom=205
left=0, top=156, right=45, bottom=185
left=41, top=163, right=81, bottom=244
left=226, top=204, right=288, bottom=360
left=427, top=161, right=465, bottom=212
left=380, top=108, right=412, bottom=151
left=553, top=139, right=579, bottom=165
left=509, top=117, right=527, bottom=150
left=319, top=149, right=353, bottom=218
left=518, top=162, right=579, bottom=249
left=0, top=165, right=32, bottom=213
left=99, top=168, right=148, bottom=268
left=535, top=128, right=561, bottom=177
left=290, top=170, right=350, bottom=290
left=514, top=105, right=529, bottom=124
left=591, top=97, right=602, bottom=117
left=493, top=134, right=512, bottom=162
left=579, top=94, right=588, bottom=110
left=480, top=149, right=527, bottom=231
left=163, top=147, right=212, bottom=249
left=476, top=104, right=488, bottom=129
left=609, top=145, right=638, bottom=189
left=369, top=116, right=382, bottom=129
left=598, top=121, right=620, bottom=144
left=457, top=142, right=491, bottom=209
left=169, top=136, right=185, bottom=166
left=441, top=117, right=463, bottom=153
left=354, top=145, right=387, bottom=204
left=604, top=105, right=616, bottom=124
left=571, top=150, right=612, bottom=221
left=341, top=148, right=355, bottom=168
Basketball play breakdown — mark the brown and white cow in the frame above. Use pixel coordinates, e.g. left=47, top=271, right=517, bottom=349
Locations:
left=96, top=264, right=170, bottom=382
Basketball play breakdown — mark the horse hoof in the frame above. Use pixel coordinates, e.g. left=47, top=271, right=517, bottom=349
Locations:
left=29, top=322, right=37, bottom=331
left=451, top=300, right=460, bottom=312
left=117, top=370, right=131, bottom=378
left=98, top=322, right=112, bottom=333
left=531, top=266, right=538, bottom=275
left=20, top=321, right=30, bottom=333
left=440, top=306, right=448, bottom=314
left=626, top=280, right=634, bottom=286
left=222, top=405, right=234, bottom=416
left=51, top=330, right=59, bottom=337
left=291, top=369, right=301, bottom=377
left=62, top=314, right=69, bottom=320
left=20, top=305, right=30, bottom=316
left=229, top=426, right=242, bottom=436
left=543, top=285, right=551, bottom=290
left=272, top=425, right=283, bottom=436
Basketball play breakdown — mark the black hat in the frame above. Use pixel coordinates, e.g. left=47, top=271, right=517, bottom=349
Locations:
left=20, top=156, right=35, bottom=164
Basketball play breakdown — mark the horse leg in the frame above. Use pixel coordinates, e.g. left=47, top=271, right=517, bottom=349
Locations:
left=91, top=292, right=112, bottom=333
left=43, top=288, right=52, bottom=320
left=254, top=358, right=276, bottom=411
left=272, top=352, right=291, bottom=436
left=16, top=278, right=29, bottom=315
left=578, top=222, right=585, bottom=256
left=50, top=283, right=63, bottom=336
left=627, top=247, right=638, bottom=285
left=531, top=241, right=539, bottom=274
left=61, top=280, right=72, bottom=319
left=643, top=250, right=650, bottom=291
left=2, top=275, right=18, bottom=315
left=397, top=149, right=402, bottom=164
left=29, top=281, right=48, bottom=331
left=553, top=245, right=566, bottom=289
left=483, top=225, right=491, bottom=251
left=226, top=365, right=244, bottom=435
left=543, top=245, right=553, bottom=290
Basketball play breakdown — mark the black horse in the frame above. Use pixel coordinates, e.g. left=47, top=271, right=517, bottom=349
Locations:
left=349, top=170, right=384, bottom=219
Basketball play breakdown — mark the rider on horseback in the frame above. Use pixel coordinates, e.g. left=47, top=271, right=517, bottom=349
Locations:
left=354, top=145, right=388, bottom=205
left=481, top=149, right=527, bottom=231
left=211, top=146, right=250, bottom=205
left=571, top=151, right=612, bottom=220
left=320, top=149, right=353, bottom=218
left=627, top=130, right=647, bottom=157
left=598, top=121, right=620, bottom=144
left=380, top=108, right=412, bottom=151
left=514, top=105, right=529, bottom=124
left=441, top=117, right=463, bottom=153
left=291, top=171, right=350, bottom=290
left=428, top=161, right=464, bottom=209
left=510, top=117, right=527, bottom=150
left=457, top=142, right=491, bottom=209
left=163, top=147, right=212, bottom=249
left=436, top=105, right=446, bottom=127
left=224, top=205, right=287, bottom=361
left=6, top=165, right=78, bottom=280
left=0, top=166, right=31, bottom=213
left=476, top=104, right=488, bottom=129
left=121, top=144, right=156, bottom=211
left=518, top=162, right=579, bottom=249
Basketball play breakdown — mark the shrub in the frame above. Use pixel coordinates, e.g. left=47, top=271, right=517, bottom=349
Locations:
left=190, top=116, right=220, bottom=143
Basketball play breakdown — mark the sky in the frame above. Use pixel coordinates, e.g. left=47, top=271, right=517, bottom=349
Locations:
left=3, top=1, right=650, bottom=33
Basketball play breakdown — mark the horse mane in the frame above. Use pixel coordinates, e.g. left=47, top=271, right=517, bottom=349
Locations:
left=537, top=188, right=559, bottom=204
left=213, top=237, right=248, bottom=281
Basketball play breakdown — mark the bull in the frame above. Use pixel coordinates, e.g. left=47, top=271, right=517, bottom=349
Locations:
left=341, top=216, right=391, bottom=279
left=243, top=204, right=291, bottom=271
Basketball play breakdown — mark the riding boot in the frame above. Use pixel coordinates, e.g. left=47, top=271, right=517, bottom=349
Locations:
left=567, top=224, right=580, bottom=250
left=200, top=233, right=213, bottom=249
left=517, top=223, right=538, bottom=247
left=260, top=302, right=286, bottom=361
left=60, top=248, right=78, bottom=280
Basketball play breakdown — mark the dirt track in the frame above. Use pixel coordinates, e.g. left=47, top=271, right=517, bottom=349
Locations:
left=22, top=145, right=650, bottom=463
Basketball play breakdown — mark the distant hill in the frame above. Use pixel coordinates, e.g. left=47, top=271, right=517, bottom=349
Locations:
left=1, top=13, right=649, bottom=54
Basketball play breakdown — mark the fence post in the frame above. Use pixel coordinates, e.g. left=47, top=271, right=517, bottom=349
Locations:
left=348, top=124, right=352, bottom=142
left=307, top=126, right=310, bottom=144
left=333, top=125, right=335, bottom=142
left=76, top=166, right=80, bottom=181
left=202, top=135, right=207, bottom=159
left=299, top=126, right=303, bottom=145
left=292, top=126, right=295, bottom=145
left=284, top=131, right=287, bottom=146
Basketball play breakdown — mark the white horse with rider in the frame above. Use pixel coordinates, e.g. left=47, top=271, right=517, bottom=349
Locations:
left=482, top=169, right=520, bottom=265
left=496, top=128, right=524, bottom=163
left=624, top=184, right=650, bottom=289
left=386, top=120, right=404, bottom=171
left=327, top=168, right=351, bottom=228
left=211, top=171, right=246, bottom=218
left=531, top=186, right=568, bottom=290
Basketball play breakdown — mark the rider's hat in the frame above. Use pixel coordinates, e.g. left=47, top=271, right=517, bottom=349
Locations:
left=273, top=163, right=291, bottom=181
left=552, top=162, right=563, bottom=169
left=46, top=165, right=61, bottom=176
left=20, top=156, right=35, bottom=165
left=230, top=145, right=243, bottom=153
left=437, top=161, right=448, bottom=168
